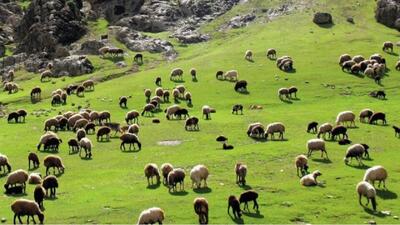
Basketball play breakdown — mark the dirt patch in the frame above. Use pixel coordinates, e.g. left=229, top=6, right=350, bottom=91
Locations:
left=157, top=140, right=182, bottom=146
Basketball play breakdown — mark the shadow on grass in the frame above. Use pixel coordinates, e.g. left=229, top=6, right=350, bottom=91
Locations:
left=192, top=77, right=198, bottom=82
left=44, top=196, right=58, bottom=201
left=280, top=98, right=293, bottom=104
left=250, top=137, right=267, bottom=142
left=229, top=214, right=244, bottom=224
left=290, top=97, right=301, bottom=101
left=236, top=90, right=250, bottom=95
left=239, top=184, right=252, bottom=190
left=385, top=51, right=399, bottom=56
left=169, top=190, right=189, bottom=196
left=376, top=189, right=398, bottom=199
left=363, top=207, right=386, bottom=217
left=102, top=56, right=125, bottom=63
left=311, top=158, right=332, bottom=164
left=4, top=192, right=27, bottom=197
left=193, top=187, right=212, bottom=194
left=242, top=211, right=264, bottom=218
left=266, top=138, right=289, bottom=142
left=347, top=164, right=370, bottom=170
left=316, top=23, right=335, bottom=29
left=170, top=79, right=185, bottom=83
left=286, top=68, right=297, bottom=74
left=246, top=59, right=255, bottom=63
left=146, top=183, right=161, bottom=190
left=80, top=157, right=93, bottom=161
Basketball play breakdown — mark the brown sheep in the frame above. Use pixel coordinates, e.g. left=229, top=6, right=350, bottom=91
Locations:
left=43, top=155, right=65, bottom=175
left=194, top=197, right=209, bottom=224
left=28, top=152, right=40, bottom=169
left=144, top=163, right=161, bottom=186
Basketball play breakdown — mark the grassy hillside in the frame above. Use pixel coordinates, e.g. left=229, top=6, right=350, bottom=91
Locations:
left=1, top=0, right=400, bottom=224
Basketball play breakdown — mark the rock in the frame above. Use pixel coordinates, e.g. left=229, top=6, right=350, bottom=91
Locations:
left=376, top=0, right=400, bottom=30
left=78, top=39, right=105, bottom=55
left=313, top=12, right=333, bottom=25
left=172, top=25, right=210, bottom=44
left=221, top=13, right=256, bottom=29
left=0, top=43, right=5, bottom=57
left=53, top=55, right=94, bottom=77
left=115, top=61, right=127, bottom=68
left=116, top=15, right=167, bottom=33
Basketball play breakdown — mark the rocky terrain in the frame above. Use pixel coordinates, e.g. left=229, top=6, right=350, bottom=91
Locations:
left=376, top=0, right=400, bottom=30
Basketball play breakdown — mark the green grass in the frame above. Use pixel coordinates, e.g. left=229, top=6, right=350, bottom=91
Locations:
left=1, top=0, right=400, bottom=224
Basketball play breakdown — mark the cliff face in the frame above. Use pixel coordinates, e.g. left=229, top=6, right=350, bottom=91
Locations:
left=376, top=0, right=400, bottom=30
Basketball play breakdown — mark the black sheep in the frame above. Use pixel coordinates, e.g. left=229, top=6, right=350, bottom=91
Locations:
left=34, top=185, right=45, bottom=209
left=223, top=143, right=234, bottom=150
left=68, top=139, right=80, bottom=154
left=119, top=96, right=128, bottom=108
left=216, top=136, right=228, bottom=142
left=376, top=90, right=386, bottom=99
left=5, top=185, right=23, bottom=195
left=7, top=112, right=19, bottom=123
left=393, top=126, right=400, bottom=137
left=331, top=125, right=348, bottom=140
left=307, top=121, right=318, bottom=133
left=369, top=112, right=386, bottom=125
left=227, top=195, right=242, bottom=219
left=232, top=104, right=243, bottom=114
left=175, top=109, right=190, bottom=120
left=234, top=80, right=247, bottom=92
left=28, top=152, right=40, bottom=169
left=134, top=53, right=143, bottom=64
left=155, top=77, right=162, bottom=86
left=185, top=117, right=199, bottom=131
left=216, top=71, right=224, bottom=80
left=239, top=190, right=259, bottom=211
left=361, top=143, right=370, bottom=158
left=43, top=137, right=61, bottom=152
left=42, top=175, right=58, bottom=198
left=338, top=139, right=351, bottom=145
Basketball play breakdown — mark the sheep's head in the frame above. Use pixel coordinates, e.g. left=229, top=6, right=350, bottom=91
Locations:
left=38, top=212, right=44, bottom=224
left=312, top=170, right=322, bottom=178
left=344, top=157, right=350, bottom=165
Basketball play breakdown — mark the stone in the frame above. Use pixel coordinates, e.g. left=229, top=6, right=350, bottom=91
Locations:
left=313, top=12, right=333, bottom=25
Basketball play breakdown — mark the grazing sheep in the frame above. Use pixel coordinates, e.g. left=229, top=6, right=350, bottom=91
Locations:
left=382, top=41, right=394, bottom=52
left=0, top=154, right=12, bottom=174
left=28, top=152, right=39, bottom=170
left=356, top=181, right=377, bottom=211
left=163, top=90, right=170, bottom=102
left=265, top=122, right=285, bottom=140
left=190, top=68, right=197, bottom=80
left=68, top=139, right=79, bottom=154
left=5, top=185, right=23, bottom=195
left=34, top=185, right=45, bottom=209
left=216, top=70, right=224, bottom=79
left=244, top=50, right=253, bottom=61
left=128, top=124, right=140, bottom=134
left=42, top=175, right=58, bottom=198
left=30, top=87, right=42, bottom=100
left=16, top=109, right=27, bottom=123
left=174, top=108, right=190, bottom=120
left=342, top=60, right=356, bottom=72
left=190, top=165, right=209, bottom=189
left=224, top=70, right=238, bottom=81
left=235, top=163, right=247, bottom=186
left=295, top=155, right=309, bottom=177
left=369, top=112, right=386, bottom=125
left=331, top=125, right=348, bottom=140
left=155, top=77, right=162, bottom=86
left=300, top=170, right=322, bottom=186
left=363, top=165, right=388, bottom=188
left=184, top=92, right=192, bottom=105
left=84, top=122, right=96, bottom=134
left=141, top=104, right=156, bottom=117
left=144, top=163, right=160, bottom=185
left=307, top=139, right=328, bottom=159
left=288, top=86, right=298, bottom=98
left=137, top=207, right=165, bottom=225
left=11, top=199, right=44, bottom=224
left=73, top=118, right=89, bottom=132
left=28, top=173, right=42, bottom=184
left=160, top=163, right=174, bottom=184
left=67, top=114, right=84, bottom=130
left=352, top=55, right=365, bottom=63
left=94, top=126, right=110, bottom=142
left=4, top=169, right=29, bottom=193
left=339, top=54, right=352, bottom=66
left=239, top=190, right=259, bottom=212
left=336, top=111, right=356, bottom=127
left=43, top=137, right=61, bottom=152
left=37, top=132, right=60, bottom=151
left=7, top=112, right=19, bottom=123
left=223, top=143, right=234, bottom=150
left=44, top=155, right=65, bottom=175
left=364, top=67, right=375, bottom=77
left=79, top=137, right=93, bottom=158
left=172, top=88, right=180, bottom=102
left=104, top=122, right=123, bottom=136
left=40, top=70, right=52, bottom=82
left=351, top=64, right=361, bottom=74
left=278, top=87, right=290, bottom=100
left=98, top=111, right=111, bottom=124
left=76, top=128, right=86, bottom=141
left=307, top=121, right=318, bottom=133
left=89, top=111, right=99, bottom=123
left=393, top=125, right=400, bottom=137
left=44, top=118, right=59, bottom=132
left=234, top=80, right=248, bottom=92
left=76, top=85, right=85, bottom=97
left=175, top=85, right=186, bottom=97
left=194, top=197, right=208, bottom=224
left=184, top=117, right=199, bottom=131
left=247, top=122, right=265, bottom=138
left=144, top=89, right=152, bottom=102
left=396, top=60, right=400, bottom=71
left=167, top=168, right=185, bottom=192
left=344, top=144, right=366, bottom=165
left=82, top=80, right=94, bottom=91
left=277, top=56, right=294, bottom=71
left=120, top=133, right=141, bottom=151
left=202, top=105, right=213, bottom=120
left=266, top=48, right=277, bottom=59
left=359, top=109, right=374, bottom=123
left=228, top=195, right=242, bottom=219
left=165, top=105, right=181, bottom=120
left=232, top=104, right=243, bottom=114
left=119, top=96, right=128, bottom=108
left=170, top=68, right=184, bottom=81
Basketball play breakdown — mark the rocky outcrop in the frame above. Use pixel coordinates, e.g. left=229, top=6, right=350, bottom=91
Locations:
left=0, top=43, right=5, bottom=57
left=15, top=0, right=87, bottom=57
left=76, top=39, right=106, bottom=55
left=171, top=25, right=210, bottom=44
left=221, top=13, right=256, bottom=30
left=0, top=1, right=23, bottom=44
left=313, top=12, right=333, bottom=25
left=53, top=55, right=94, bottom=77
left=376, top=0, right=400, bottom=30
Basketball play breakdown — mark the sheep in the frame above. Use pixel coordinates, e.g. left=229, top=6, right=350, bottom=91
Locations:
left=96, top=126, right=111, bottom=142
left=160, top=163, right=174, bottom=184
left=67, top=114, right=84, bottom=130
left=300, top=170, right=322, bottom=186
left=342, top=60, right=356, bottom=72
left=37, top=132, right=60, bottom=151
left=40, top=70, right=52, bottom=82
left=73, top=118, right=89, bottom=132
left=170, top=68, right=184, bottom=81
left=360, top=143, right=370, bottom=159
left=120, top=133, right=141, bottom=151
left=278, top=87, right=290, bottom=100
left=28, top=173, right=42, bottom=184
left=194, top=197, right=208, bottom=224
left=363, top=165, right=388, bottom=188
left=307, top=121, right=318, bottom=133
left=224, top=70, right=238, bottom=81
left=44, top=155, right=65, bottom=175
left=0, top=154, right=12, bottom=174
left=76, top=85, right=85, bottom=96
left=67, top=139, right=79, bottom=154
left=42, top=175, right=58, bottom=198
left=247, top=122, right=265, bottom=138
left=4, top=169, right=29, bottom=193
left=163, top=90, right=170, bottom=102
left=351, top=64, right=361, bottom=74
left=44, top=118, right=59, bottom=132
left=128, top=124, right=140, bottom=135
left=223, top=143, right=234, bottom=150
left=344, top=144, right=366, bottom=165
left=234, top=80, right=247, bottom=92
left=79, top=137, right=93, bottom=158
left=369, top=112, right=386, bottom=125
left=98, top=111, right=111, bottom=124
left=382, top=41, right=394, bottom=52
left=202, top=105, right=213, bottom=120
left=167, top=168, right=185, bottom=192
left=331, top=125, right=348, bottom=140
left=7, top=112, right=19, bottom=123
left=155, top=77, right=162, bottom=86
left=307, top=138, right=328, bottom=159
left=336, top=111, right=356, bottom=127
left=244, top=50, right=253, bottom=61
left=144, top=163, right=160, bottom=185
left=295, top=155, right=309, bottom=177
left=174, top=108, right=190, bottom=120
left=172, top=88, right=180, bottom=102
left=364, top=67, right=375, bottom=77
left=89, top=111, right=99, bottom=123
left=190, top=165, right=209, bottom=189
left=393, top=125, right=400, bottom=137
left=265, top=122, right=285, bottom=140
left=356, top=181, right=377, bottom=211
left=119, top=96, right=128, bottom=108
left=43, top=137, right=61, bottom=152
left=16, top=109, right=27, bottom=123
left=165, top=105, right=181, bottom=120
left=339, top=54, right=352, bottom=66
left=84, top=122, right=96, bottom=134
left=61, top=92, right=68, bottom=104
left=137, top=207, right=165, bottom=225
left=396, top=60, right=400, bottom=71
left=141, top=104, right=156, bottom=117
left=82, top=80, right=94, bottom=91
left=11, top=199, right=44, bottom=224
left=232, top=104, right=243, bottom=114
left=34, top=185, right=45, bottom=209
left=184, top=91, right=192, bottom=105
left=28, top=152, right=39, bottom=170
left=352, top=55, right=365, bottom=63
left=175, top=85, right=186, bottom=97
left=266, top=48, right=277, bottom=59
left=190, top=68, right=197, bottom=80
left=359, top=109, right=374, bottom=123
left=5, top=185, right=23, bottom=195
left=277, top=56, right=294, bottom=71
left=239, top=190, right=259, bottom=212
left=228, top=195, right=242, bottom=219
left=76, top=128, right=86, bottom=141
left=104, top=122, right=123, bottom=136
left=216, top=70, right=224, bottom=79
left=235, top=163, right=247, bottom=186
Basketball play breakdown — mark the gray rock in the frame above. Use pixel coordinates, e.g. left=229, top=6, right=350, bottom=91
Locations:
left=375, top=0, right=400, bottom=30
left=172, top=25, right=210, bottom=44
left=313, top=12, right=333, bottom=25
left=53, top=55, right=94, bottom=77
left=221, top=13, right=256, bottom=30
left=77, top=39, right=105, bottom=55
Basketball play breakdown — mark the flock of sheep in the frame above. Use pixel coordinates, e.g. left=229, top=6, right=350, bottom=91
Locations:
left=0, top=39, right=399, bottom=224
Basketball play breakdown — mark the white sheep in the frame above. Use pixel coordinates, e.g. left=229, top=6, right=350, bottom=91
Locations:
left=336, top=111, right=356, bottom=127
left=356, top=181, right=377, bottom=211
left=28, top=173, right=42, bottom=184
left=11, top=199, right=44, bottom=224
left=190, top=165, right=209, bottom=189
left=137, top=207, right=165, bottom=224
left=79, top=137, right=93, bottom=158
left=224, top=70, right=238, bottom=81
left=307, top=139, right=328, bottom=159
left=4, top=169, right=29, bottom=193
left=265, top=122, right=285, bottom=140
left=317, top=123, right=333, bottom=139
left=300, top=170, right=322, bottom=186
left=363, top=165, right=388, bottom=188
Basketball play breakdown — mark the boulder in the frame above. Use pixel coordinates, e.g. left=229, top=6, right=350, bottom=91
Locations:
left=78, top=39, right=105, bottom=55
left=375, top=0, right=400, bottom=30
left=172, top=25, right=210, bottom=44
left=221, top=13, right=256, bottom=30
left=53, top=55, right=94, bottom=77
left=313, top=12, right=333, bottom=25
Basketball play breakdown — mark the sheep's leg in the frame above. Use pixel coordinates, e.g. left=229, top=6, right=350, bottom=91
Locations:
left=17, top=215, right=23, bottom=224
left=13, top=213, right=17, bottom=224
left=254, top=200, right=259, bottom=210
